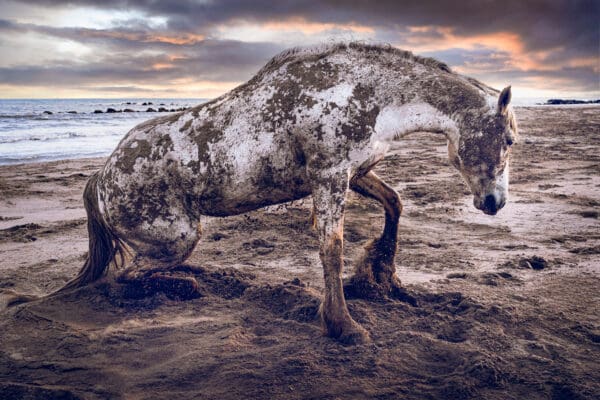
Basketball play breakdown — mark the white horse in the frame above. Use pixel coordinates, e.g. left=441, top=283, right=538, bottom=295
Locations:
left=13, top=42, right=518, bottom=344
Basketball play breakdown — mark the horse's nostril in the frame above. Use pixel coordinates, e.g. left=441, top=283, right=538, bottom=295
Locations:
left=484, top=194, right=497, bottom=212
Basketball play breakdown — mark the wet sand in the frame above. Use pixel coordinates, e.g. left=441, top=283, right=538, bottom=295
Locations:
left=0, top=106, right=599, bottom=399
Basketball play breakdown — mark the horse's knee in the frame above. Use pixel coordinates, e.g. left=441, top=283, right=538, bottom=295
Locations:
left=385, top=190, right=402, bottom=219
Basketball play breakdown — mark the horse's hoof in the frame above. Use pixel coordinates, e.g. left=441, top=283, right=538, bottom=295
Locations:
left=321, top=310, right=371, bottom=345
left=336, top=321, right=371, bottom=346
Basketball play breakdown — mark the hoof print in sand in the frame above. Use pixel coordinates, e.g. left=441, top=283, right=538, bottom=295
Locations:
left=243, top=279, right=320, bottom=323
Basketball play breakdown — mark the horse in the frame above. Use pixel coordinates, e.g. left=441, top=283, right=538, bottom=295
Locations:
left=12, top=42, right=518, bottom=344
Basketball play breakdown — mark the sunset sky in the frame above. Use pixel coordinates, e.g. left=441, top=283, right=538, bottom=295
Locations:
left=0, top=0, right=598, bottom=101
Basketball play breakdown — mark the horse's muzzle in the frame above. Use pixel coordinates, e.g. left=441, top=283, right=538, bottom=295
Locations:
left=475, top=194, right=506, bottom=215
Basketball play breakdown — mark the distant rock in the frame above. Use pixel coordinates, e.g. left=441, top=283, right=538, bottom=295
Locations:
left=67, top=111, right=77, bottom=114
left=43, top=111, right=53, bottom=115
left=545, top=98, right=600, bottom=105
left=123, top=108, right=135, bottom=112
left=106, top=108, right=118, bottom=113
left=93, top=110, right=103, bottom=114
left=146, top=108, right=156, bottom=112
left=158, top=107, right=168, bottom=112
left=142, top=102, right=153, bottom=106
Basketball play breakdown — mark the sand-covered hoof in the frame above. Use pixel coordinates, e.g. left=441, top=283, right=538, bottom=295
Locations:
left=335, top=321, right=371, bottom=345
left=320, top=305, right=371, bottom=345
left=344, top=274, right=418, bottom=306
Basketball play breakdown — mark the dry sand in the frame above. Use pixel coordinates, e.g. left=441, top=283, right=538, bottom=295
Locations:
left=0, top=106, right=599, bottom=399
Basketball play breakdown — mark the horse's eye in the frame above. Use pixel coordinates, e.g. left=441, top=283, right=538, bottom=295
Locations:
left=506, top=137, right=514, bottom=146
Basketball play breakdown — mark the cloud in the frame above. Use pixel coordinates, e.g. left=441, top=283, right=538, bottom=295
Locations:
left=0, top=34, right=284, bottom=89
left=0, top=0, right=597, bottom=98
left=14, top=0, right=597, bottom=51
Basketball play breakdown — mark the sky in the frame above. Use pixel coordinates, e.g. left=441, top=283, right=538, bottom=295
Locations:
left=0, top=0, right=598, bottom=101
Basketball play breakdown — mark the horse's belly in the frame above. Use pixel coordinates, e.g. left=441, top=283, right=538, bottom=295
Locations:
left=196, top=165, right=311, bottom=217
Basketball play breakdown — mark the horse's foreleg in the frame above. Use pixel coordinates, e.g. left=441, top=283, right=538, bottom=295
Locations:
left=312, top=174, right=370, bottom=344
left=349, top=171, right=403, bottom=294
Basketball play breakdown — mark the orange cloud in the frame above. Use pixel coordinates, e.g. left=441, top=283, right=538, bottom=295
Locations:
left=564, top=57, right=599, bottom=72
left=146, top=33, right=205, bottom=45
left=167, top=78, right=240, bottom=97
left=406, top=26, right=523, bottom=52
left=0, top=79, right=240, bottom=99
left=78, top=29, right=204, bottom=45
left=260, top=17, right=374, bottom=35
left=401, top=25, right=570, bottom=73
left=150, top=62, right=175, bottom=70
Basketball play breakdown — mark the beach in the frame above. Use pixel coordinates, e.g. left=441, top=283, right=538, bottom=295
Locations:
left=0, top=106, right=599, bottom=399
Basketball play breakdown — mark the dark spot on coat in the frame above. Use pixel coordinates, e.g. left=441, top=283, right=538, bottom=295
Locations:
left=337, top=84, right=380, bottom=142
left=286, top=60, right=340, bottom=91
left=114, top=139, right=152, bottom=174
left=153, top=134, right=174, bottom=160
left=189, top=121, right=224, bottom=173
left=180, top=119, right=193, bottom=133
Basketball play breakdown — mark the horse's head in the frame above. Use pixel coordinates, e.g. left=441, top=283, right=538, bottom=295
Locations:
left=447, top=86, right=518, bottom=215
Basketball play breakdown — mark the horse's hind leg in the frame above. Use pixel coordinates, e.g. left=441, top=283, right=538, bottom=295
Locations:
left=311, top=171, right=370, bottom=344
left=116, top=216, right=201, bottom=300
left=348, top=171, right=403, bottom=296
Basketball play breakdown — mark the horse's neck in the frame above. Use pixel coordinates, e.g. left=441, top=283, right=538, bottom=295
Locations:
left=373, top=101, right=460, bottom=144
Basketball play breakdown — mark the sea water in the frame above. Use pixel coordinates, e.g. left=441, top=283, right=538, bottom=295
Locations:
left=0, top=97, right=580, bottom=166
left=0, top=98, right=204, bottom=165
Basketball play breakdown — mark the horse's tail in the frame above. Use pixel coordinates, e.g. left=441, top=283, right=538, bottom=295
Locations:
left=57, top=171, right=126, bottom=292
left=3, top=172, right=126, bottom=308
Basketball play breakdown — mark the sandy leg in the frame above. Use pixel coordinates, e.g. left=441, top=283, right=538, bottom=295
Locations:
left=311, top=170, right=370, bottom=344
left=347, top=172, right=406, bottom=299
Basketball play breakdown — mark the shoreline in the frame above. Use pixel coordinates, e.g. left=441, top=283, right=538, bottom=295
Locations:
left=0, top=155, right=107, bottom=169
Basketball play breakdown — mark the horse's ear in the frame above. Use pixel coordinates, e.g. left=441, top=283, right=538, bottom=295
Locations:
left=497, top=86, right=512, bottom=114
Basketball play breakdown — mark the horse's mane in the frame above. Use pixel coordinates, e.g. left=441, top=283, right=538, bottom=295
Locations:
left=464, top=76, right=500, bottom=96
left=255, top=41, right=452, bottom=78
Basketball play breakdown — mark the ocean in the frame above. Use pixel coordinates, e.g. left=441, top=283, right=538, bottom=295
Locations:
left=0, top=96, right=585, bottom=166
left=0, top=98, right=204, bottom=165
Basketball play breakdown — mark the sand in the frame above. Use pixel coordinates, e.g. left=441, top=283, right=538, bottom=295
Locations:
left=0, top=106, right=599, bottom=399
